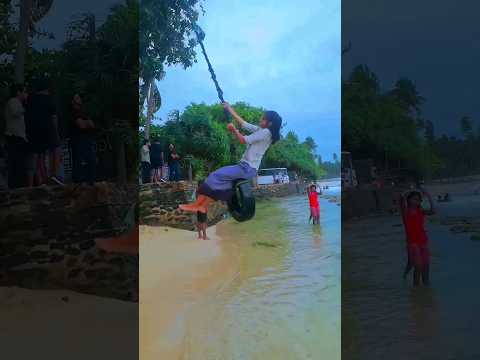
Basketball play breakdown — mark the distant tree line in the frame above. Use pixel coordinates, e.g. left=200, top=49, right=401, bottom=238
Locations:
left=343, top=65, right=480, bottom=180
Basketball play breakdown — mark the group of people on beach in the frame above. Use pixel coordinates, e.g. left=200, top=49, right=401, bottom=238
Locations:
left=140, top=140, right=181, bottom=184
left=2, top=79, right=97, bottom=189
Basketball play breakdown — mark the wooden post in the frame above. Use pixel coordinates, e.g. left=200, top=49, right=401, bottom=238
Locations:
left=14, top=0, right=33, bottom=84
left=144, top=80, right=154, bottom=140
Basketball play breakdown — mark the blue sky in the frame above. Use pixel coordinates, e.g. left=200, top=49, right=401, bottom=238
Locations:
left=156, top=0, right=340, bottom=161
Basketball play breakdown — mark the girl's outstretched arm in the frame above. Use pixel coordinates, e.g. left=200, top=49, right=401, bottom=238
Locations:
left=422, top=189, right=436, bottom=215
left=224, top=102, right=259, bottom=133
left=227, top=123, right=246, bottom=144
left=399, top=191, right=408, bottom=218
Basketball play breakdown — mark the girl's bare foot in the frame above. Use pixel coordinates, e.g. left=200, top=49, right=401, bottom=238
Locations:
left=179, top=203, right=207, bottom=213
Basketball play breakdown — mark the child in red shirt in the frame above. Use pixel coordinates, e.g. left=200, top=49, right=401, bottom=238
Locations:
left=308, top=184, right=320, bottom=224
left=399, top=188, right=435, bottom=286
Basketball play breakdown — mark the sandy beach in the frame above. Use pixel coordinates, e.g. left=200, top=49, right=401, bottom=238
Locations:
left=140, top=224, right=240, bottom=360
left=0, top=287, right=138, bottom=360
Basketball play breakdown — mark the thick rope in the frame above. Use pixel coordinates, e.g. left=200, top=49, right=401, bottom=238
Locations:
left=193, top=25, right=231, bottom=121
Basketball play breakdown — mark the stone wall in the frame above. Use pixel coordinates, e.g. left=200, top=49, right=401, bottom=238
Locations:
left=253, top=182, right=303, bottom=200
left=139, top=181, right=302, bottom=230
left=0, top=182, right=138, bottom=301
left=139, top=182, right=227, bottom=231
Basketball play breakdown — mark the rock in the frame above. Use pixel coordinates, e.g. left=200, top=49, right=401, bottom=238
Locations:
left=66, top=247, right=81, bottom=256
left=82, top=253, right=95, bottom=264
left=68, top=268, right=83, bottom=279
left=79, top=240, right=96, bottom=251
left=50, top=254, right=65, bottom=263
left=66, top=257, right=78, bottom=267
left=50, top=242, right=65, bottom=250
left=5, top=253, right=30, bottom=268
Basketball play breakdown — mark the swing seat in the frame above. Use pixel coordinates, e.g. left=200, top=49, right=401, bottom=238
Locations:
left=227, top=179, right=256, bottom=222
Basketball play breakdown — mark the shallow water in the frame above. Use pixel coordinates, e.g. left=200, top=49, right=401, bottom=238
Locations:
left=178, top=194, right=341, bottom=360
left=343, top=195, right=480, bottom=360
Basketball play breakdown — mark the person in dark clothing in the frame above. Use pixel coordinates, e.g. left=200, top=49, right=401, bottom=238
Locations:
left=167, top=143, right=181, bottom=182
left=25, top=79, right=56, bottom=186
left=150, top=138, right=164, bottom=183
left=70, top=94, right=96, bottom=185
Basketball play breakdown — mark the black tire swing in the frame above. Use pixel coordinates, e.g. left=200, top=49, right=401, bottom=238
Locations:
left=193, top=24, right=256, bottom=222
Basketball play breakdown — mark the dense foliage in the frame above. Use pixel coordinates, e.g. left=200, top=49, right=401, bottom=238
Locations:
left=142, top=102, right=327, bottom=180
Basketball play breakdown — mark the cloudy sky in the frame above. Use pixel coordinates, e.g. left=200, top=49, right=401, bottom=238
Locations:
left=156, top=0, right=341, bottom=161
left=342, top=0, right=480, bottom=138
left=32, top=0, right=119, bottom=50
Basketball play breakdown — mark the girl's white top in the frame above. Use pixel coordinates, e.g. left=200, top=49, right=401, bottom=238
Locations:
left=141, top=145, right=150, bottom=163
left=4, top=98, right=26, bottom=141
left=240, top=121, right=272, bottom=170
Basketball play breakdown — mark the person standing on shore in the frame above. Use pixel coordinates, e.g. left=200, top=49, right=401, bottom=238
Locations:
left=150, top=138, right=164, bottom=183
left=25, top=79, right=57, bottom=186
left=308, top=184, right=320, bottom=224
left=4, top=84, right=28, bottom=188
left=141, top=139, right=151, bottom=184
left=167, top=143, right=181, bottom=182
left=70, top=94, right=96, bottom=185
left=195, top=180, right=209, bottom=240
left=399, top=188, right=435, bottom=286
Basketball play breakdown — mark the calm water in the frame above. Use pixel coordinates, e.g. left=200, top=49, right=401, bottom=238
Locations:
left=179, top=194, right=341, bottom=360
left=343, top=195, right=480, bottom=360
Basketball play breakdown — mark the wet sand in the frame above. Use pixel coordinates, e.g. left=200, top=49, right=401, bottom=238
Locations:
left=140, top=224, right=240, bottom=360
left=0, top=287, right=137, bottom=360
left=343, top=191, right=480, bottom=360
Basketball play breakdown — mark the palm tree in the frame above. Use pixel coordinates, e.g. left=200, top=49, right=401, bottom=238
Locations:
left=460, top=116, right=475, bottom=173
left=14, top=0, right=33, bottom=83
left=14, top=0, right=53, bottom=83
left=140, top=73, right=163, bottom=140
left=460, top=115, right=473, bottom=139
left=391, top=78, right=425, bottom=115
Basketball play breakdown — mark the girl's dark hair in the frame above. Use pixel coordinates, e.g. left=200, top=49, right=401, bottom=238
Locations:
left=264, top=110, right=282, bottom=144
left=10, top=83, right=25, bottom=98
left=407, top=191, right=422, bottom=202
left=143, top=138, right=150, bottom=145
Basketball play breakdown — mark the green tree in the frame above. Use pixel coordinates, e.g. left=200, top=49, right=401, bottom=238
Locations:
left=391, top=77, right=425, bottom=115
left=303, top=136, right=317, bottom=153
left=139, top=0, right=204, bottom=137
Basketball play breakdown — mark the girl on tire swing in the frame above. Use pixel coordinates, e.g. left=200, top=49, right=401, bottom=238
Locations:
left=179, top=102, right=282, bottom=215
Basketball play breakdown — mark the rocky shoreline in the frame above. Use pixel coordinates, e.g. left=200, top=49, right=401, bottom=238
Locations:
left=139, top=181, right=305, bottom=230
left=0, top=182, right=138, bottom=302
